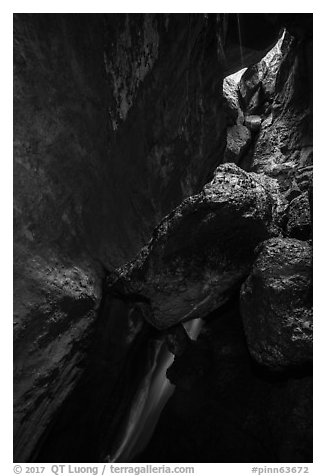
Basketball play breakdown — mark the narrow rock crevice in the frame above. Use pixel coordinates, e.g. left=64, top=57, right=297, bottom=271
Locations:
left=14, top=13, right=312, bottom=463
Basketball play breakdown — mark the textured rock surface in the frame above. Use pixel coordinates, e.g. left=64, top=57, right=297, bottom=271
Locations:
left=224, top=125, right=251, bottom=163
left=13, top=13, right=227, bottom=462
left=225, top=25, right=313, bottom=198
left=13, top=252, right=102, bottom=461
left=240, top=238, right=312, bottom=370
left=104, top=13, right=227, bottom=240
left=33, top=293, right=163, bottom=463
left=238, top=30, right=285, bottom=111
left=239, top=62, right=267, bottom=110
left=131, top=15, right=313, bottom=465
left=248, top=33, right=313, bottom=192
left=223, top=76, right=241, bottom=124
left=110, top=164, right=285, bottom=330
left=286, top=192, right=311, bottom=240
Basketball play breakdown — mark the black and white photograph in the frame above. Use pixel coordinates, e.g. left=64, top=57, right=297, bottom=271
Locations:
left=9, top=4, right=318, bottom=472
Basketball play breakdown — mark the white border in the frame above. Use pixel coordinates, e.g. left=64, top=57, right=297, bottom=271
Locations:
left=2, top=2, right=324, bottom=474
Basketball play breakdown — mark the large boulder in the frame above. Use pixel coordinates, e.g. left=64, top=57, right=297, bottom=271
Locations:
left=240, top=238, right=312, bottom=370
left=244, top=115, right=262, bottom=132
left=109, top=164, right=285, bottom=330
left=223, top=76, right=242, bottom=124
left=224, top=125, right=251, bottom=164
left=286, top=192, right=311, bottom=240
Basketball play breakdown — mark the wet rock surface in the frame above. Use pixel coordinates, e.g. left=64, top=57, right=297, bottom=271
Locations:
left=240, top=238, right=312, bottom=371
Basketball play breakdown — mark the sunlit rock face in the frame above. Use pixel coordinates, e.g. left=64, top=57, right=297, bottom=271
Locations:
left=249, top=32, right=313, bottom=192
left=110, top=163, right=286, bottom=329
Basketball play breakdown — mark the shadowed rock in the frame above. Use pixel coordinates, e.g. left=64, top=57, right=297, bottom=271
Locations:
left=223, top=76, right=242, bottom=125
left=240, top=237, right=312, bottom=370
left=239, top=62, right=267, bottom=109
left=286, top=192, right=311, bottom=240
left=224, top=125, right=251, bottom=164
left=109, top=164, right=286, bottom=330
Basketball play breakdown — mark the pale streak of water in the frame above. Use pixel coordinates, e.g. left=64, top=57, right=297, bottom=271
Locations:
left=109, top=318, right=203, bottom=462
left=236, top=13, right=244, bottom=70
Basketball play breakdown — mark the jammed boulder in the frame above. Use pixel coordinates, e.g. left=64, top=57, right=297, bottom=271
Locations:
left=224, top=125, right=251, bottom=164
left=240, top=238, right=312, bottom=371
left=223, top=76, right=242, bottom=125
left=244, top=115, right=262, bottom=132
left=109, top=164, right=285, bottom=330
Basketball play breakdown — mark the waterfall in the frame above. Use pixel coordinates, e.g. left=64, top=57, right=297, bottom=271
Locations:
left=109, top=318, right=203, bottom=462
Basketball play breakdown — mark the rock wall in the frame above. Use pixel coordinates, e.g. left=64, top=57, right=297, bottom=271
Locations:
left=14, top=13, right=227, bottom=462
left=14, top=14, right=108, bottom=461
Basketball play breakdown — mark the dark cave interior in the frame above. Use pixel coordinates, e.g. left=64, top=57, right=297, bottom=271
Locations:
left=13, top=13, right=313, bottom=463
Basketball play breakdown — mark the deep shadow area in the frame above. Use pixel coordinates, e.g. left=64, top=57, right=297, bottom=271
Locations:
left=33, top=292, right=163, bottom=463
left=134, top=296, right=312, bottom=463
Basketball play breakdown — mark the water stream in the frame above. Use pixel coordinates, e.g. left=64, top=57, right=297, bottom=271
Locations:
left=109, top=318, right=203, bottom=462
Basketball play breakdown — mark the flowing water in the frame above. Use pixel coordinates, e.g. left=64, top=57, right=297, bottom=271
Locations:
left=109, top=318, right=203, bottom=462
